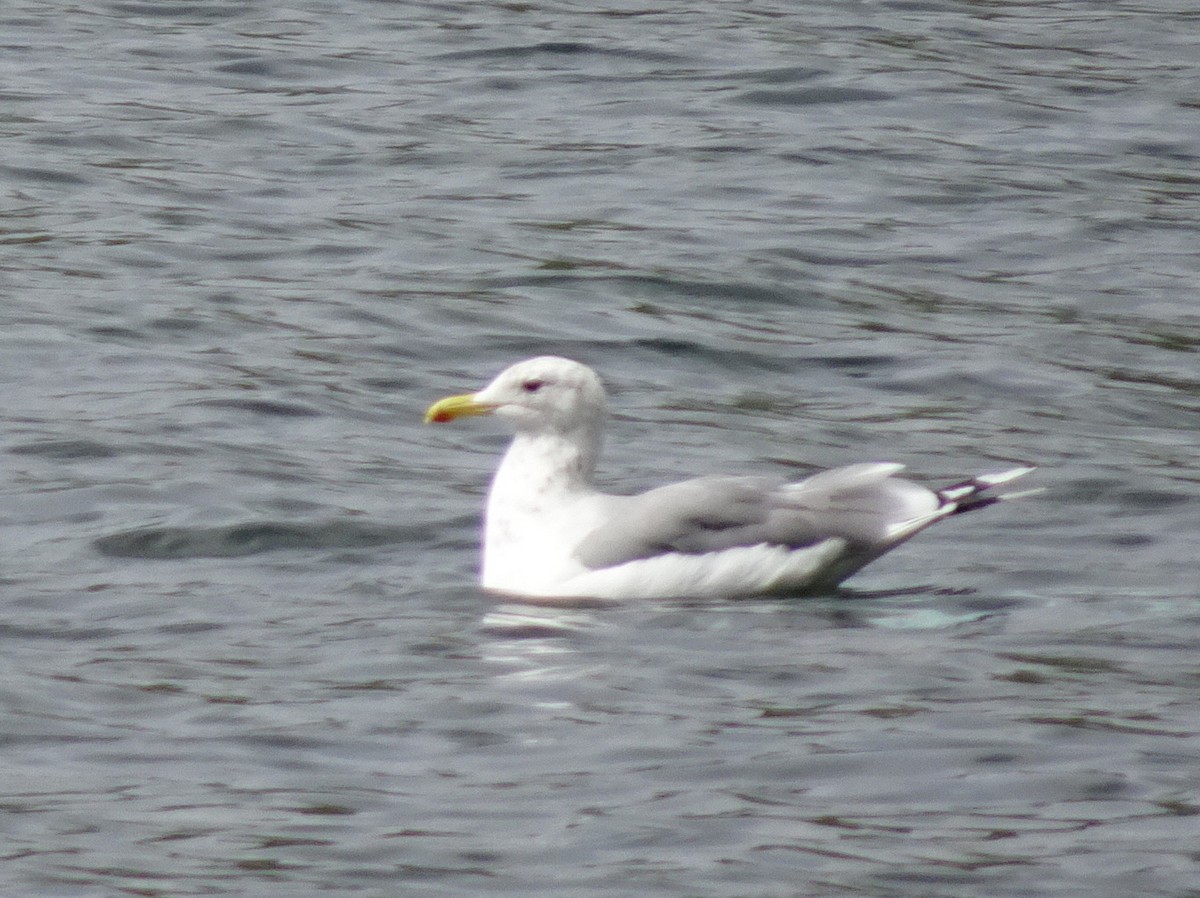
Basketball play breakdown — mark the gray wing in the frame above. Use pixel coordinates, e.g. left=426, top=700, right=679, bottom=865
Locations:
left=575, top=463, right=940, bottom=570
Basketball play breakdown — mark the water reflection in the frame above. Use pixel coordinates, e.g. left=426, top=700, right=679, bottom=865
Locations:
left=478, top=586, right=1025, bottom=673
left=480, top=587, right=1026, bottom=635
left=478, top=602, right=609, bottom=684
left=479, top=599, right=621, bottom=639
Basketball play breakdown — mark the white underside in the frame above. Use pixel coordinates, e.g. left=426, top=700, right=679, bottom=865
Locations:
left=483, top=538, right=857, bottom=600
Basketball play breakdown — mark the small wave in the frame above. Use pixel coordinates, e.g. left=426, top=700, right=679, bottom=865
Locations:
left=9, top=439, right=119, bottom=460
left=94, top=521, right=416, bottom=559
left=188, top=398, right=322, bottom=418
left=738, top=86, right=894, bottom=106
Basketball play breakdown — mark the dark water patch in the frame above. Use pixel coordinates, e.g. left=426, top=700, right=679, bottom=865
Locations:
left=255, top=834, right=337, bottom=849
left=623, top=338, right=820, bottom=375
left=0, top=230, right=52, bottom=246
left=1024, top=714, right=1191, bottom=739
left=998, top=652, right=1125, bottom=676
left=189, top=398, right=323, bottom=418
left=294, top=802, right=357, bottom=817
left=0, top=733, right=123, bottom=751
left=769, top=245, right=893, bottom=268
left=326, top=678, right=404, bottom=693
left=148, top=314, right=211, bottom=334
left=0, top=623, right=124, bottom=642
left=94, top=521, right=420, bottom=559
left=306, top=241, right=377, bottom=260
left=237, top=732, right=335, bottom=751
left=155, top=620, right=225, bottom=635
left=617, top=274, right=818, bottom=310
left=214, top=58, right=291, bottom=78
left=86, top=325, right=149, bottom=341
left=394, top=862, right=496, bottom=880
left=738, top=86, right=895, bottom=106
left=437, top=727, right=508, bottom=750
left=956, top=595, right=1025, bottom=615
left=808, top=351, right=902, bottom=374
left=480, top=272, right=811, bottom=311
left=0, top=164, right=91, bottom=187
left=9, top=439, right=119, bottom=460
left=434, top=41, right=689, bottom=65
left=1124, top=328, right=1200, bottom=354
left=736, top=65, right=827, bottom=86
left=108, top=2, right=246, bottom=20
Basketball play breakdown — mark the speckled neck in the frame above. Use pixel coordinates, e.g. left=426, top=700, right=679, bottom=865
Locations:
left=491, top=428, right=600, bottom=506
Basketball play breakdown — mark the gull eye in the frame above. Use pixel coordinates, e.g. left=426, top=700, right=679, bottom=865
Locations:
left=522, top=379, right=545, bottom=394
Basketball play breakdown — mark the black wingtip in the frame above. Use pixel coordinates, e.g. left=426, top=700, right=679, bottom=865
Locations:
left=937, top=465, right=1038, bottom=515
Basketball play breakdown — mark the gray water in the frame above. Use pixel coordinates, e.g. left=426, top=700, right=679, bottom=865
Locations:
left=3, top=1, right=1200, bottom=895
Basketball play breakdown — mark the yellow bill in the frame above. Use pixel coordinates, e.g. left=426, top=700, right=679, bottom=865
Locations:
left=424, top=393, right=495, bottom=424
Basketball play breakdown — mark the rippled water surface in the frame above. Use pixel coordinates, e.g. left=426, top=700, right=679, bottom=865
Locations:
left=4, top=1, right=1200, bottom=896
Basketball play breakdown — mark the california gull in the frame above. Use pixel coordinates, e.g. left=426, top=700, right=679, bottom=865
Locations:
left=425, top=356, right=1035, bottom=600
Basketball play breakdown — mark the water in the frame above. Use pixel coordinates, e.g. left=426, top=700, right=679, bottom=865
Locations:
left=3, top=1, right=1199, bottom=895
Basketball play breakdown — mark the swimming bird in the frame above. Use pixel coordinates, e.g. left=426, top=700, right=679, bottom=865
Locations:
left=425, top=356, right=1034, bottom=600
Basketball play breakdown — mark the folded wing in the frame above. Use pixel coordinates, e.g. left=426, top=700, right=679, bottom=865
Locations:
left=575, top=463, right=942, bottom=571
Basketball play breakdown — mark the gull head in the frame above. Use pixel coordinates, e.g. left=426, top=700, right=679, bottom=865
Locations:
left=425, top=356, right=608, bottom=437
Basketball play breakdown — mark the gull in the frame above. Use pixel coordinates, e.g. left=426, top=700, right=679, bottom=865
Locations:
left=425, top=356, right=1034, bottom=600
